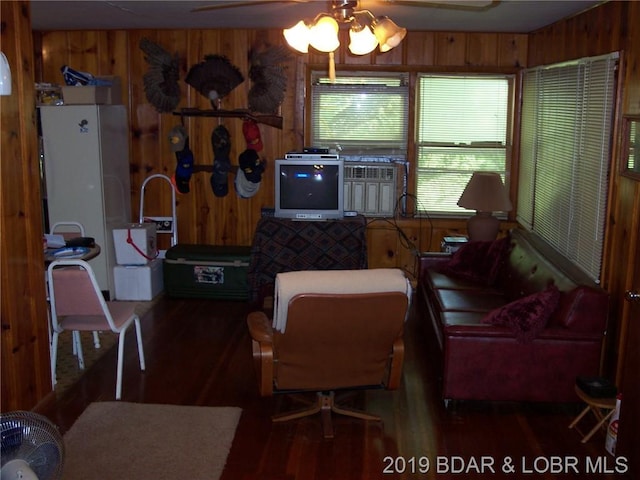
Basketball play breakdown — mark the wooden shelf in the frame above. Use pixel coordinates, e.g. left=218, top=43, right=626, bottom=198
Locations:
left=173, top=108, right=282, bottom=129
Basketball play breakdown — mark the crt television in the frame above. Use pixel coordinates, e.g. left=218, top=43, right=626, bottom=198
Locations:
left=274, top=157, right=344, bottom=220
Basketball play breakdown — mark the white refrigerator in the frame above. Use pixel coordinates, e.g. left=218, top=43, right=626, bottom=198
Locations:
left=39, top=105, right=131, bottom=298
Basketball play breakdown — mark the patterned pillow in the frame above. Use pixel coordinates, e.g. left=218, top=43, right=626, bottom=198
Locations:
left=482, top=285, right=561, bottom=343
left=440, top=235, right=511, bottom=285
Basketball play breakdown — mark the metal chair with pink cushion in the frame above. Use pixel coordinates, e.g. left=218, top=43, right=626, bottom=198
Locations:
left=47, top=259, right=146, bottom=399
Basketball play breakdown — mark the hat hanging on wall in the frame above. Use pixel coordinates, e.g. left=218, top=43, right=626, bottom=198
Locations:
left=139, top=38, right=181, bottom=113
left=168, top=125, right=194, bottom=194
left=242, top=119, right=263, bottom=152
left=186, top=55, right=244, bottom=109
left=248, top=45, right=290, bottom=114
left=235, top=148, right=265, bottom=199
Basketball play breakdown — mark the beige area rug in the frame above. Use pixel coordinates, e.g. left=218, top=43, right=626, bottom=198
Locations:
left=54, top=299, right=159, bottom=396
left=63, top=402, right=242, bottom=480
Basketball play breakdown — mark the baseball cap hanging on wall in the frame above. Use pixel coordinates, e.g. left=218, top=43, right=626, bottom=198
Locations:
left=211, top=125, right=232, bottom=197
left=185, top=55, right=244, bottom=109
left=168, top=125, right=194, bottom=194
left=139, top=38, right=181, bottom=113
left=235, top=148, right=265, bottom=199
left=242, top=119, right=263, bottom=152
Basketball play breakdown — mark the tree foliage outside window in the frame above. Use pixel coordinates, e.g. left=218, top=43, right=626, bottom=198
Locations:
left=310, top=72, right=409, bottom=153
left=415, top=75, right=512, bottom=215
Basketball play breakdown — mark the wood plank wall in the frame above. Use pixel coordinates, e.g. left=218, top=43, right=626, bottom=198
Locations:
left=34, top=28, right=527, bottom=279
left=2, top=0, right=638, bottom=411
left=1, top=1, right=52, bottom=411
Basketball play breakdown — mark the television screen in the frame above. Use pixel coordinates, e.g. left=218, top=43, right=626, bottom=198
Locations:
left=275, top=159, right=344, bottom=220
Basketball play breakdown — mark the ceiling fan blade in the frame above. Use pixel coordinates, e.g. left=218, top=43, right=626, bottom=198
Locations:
left=375, top=0, right=499, bottom=10
left=192, top=0, right=310, bottom=13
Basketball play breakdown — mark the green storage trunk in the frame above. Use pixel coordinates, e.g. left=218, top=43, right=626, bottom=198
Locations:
left=163, top=244, right=251, bottom=300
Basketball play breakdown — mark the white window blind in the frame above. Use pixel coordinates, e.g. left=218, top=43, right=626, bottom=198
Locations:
left=415, top=74, right=512, bottom=215
left=310, top=72, right=409, bottom=152
left=518, top=52, right=618, bottom=283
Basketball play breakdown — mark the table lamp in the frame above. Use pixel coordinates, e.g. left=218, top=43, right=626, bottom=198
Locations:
left=457, top=171, right=512, bottom=242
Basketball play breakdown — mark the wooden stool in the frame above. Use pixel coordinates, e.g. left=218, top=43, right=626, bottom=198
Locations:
left=568, top=384, right=616, bottom=443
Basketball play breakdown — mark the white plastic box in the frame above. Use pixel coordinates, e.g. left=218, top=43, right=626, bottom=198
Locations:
left=113, top=223, right=157, bottom=265
left=114, top=258, right=164, bottom=301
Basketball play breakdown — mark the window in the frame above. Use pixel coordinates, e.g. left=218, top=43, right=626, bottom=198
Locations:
left=415, top=74, right=512, bottom=215
left=519, top=52, right=618, bottom=283
left=309, top=72, right=409, bottom=153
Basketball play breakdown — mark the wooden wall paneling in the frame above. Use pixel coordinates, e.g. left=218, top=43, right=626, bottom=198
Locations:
left=496, top=34, right=527, bottom=68
left=405, top=32, right=435, bottom=66
left=374, top=39, right=404, bottom=66
left=39, top=31, right=70, bottom=84
left=434, top=32, right=467, bottom=66
left=105, top=31, right=131, bottom=105
left=366, top=222, right=404, bottom=270
left=1, top=0, right=52, bottom=411
left=624, top=0, right=640, bottom=115
left=465, top=33, right=498, bottom=66
left=66, top=31, right=101, bottom=78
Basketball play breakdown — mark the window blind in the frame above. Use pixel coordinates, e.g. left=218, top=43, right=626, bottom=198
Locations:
left=415, top=74, right=512, bottom=215
left=309, top=72, right=409, bottom=152
left=518, top=52, right=618, bottom=283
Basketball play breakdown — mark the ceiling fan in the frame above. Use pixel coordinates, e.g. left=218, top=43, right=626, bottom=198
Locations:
left=192, top=0, right=499, bottom=14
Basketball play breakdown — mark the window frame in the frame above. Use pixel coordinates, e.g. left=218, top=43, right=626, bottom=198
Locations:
left=308, top=71, right=410, bottom=155
left=413, top=73, right=516, bottom=217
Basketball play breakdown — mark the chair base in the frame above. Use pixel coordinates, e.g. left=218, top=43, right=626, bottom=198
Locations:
left=272, top=391, right=380, bottom=439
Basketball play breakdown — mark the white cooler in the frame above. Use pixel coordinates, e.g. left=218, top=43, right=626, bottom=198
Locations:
left=114, top=258, right=164, bottom=301
left=113, top=222, right=157, bottom=265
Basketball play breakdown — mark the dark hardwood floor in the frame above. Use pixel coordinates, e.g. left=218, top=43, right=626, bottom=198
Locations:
left=36, top=295, right=627, bottom=480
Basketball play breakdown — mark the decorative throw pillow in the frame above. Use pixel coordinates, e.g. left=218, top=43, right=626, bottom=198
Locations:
left=482, top=284, right=561, bottom=343
left=440, top=235, right=511, bottom=285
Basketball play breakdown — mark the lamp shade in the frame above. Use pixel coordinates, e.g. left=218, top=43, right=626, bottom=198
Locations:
left=348, top=25, right=378, bottom=55
left=457, top=172, right=512, bottom=212
left=0, top=52, right=11, bottom=96
left=283, top=21, right=311, bottom=53
left=372, top=17, right=407, bottom=53
left=309, top=15, right=340, bottom=53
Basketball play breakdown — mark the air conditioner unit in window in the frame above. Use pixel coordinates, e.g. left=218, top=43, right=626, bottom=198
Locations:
left=344, top=163, right=398, bottom=217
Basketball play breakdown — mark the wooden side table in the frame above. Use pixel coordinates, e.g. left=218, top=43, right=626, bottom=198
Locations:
left=568, top=384, right=617, bottom=443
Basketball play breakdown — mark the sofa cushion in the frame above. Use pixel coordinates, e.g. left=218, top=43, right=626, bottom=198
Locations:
left=439, top=236, right=510, bottom=286
left=482, top=284, right=561, bottom=343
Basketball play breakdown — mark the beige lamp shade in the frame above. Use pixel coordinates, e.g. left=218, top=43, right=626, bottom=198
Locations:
left=372, top=17, right=407, bottom=53
left=458, top=172, right=512, bottom=242
left=458, top=171, right=512, bottom=212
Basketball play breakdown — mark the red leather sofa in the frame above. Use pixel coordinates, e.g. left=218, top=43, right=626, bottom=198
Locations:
left=418, top=228, right=609, bottom=404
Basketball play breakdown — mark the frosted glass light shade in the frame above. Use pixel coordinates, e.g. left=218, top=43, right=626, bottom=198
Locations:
left=0, top=52, right=11, bottom=96
left=309, top=16, right=340, bottom=53
left=372, top=17, right=407, bottom=53
left=348, top=25, right=378, bottom=55
left=283, top=21, right=311, bottom=53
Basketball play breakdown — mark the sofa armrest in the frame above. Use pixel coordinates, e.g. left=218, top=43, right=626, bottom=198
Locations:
left=552, top=285, right=609, bottom=334
left=419, top=252, right=451, bottom=276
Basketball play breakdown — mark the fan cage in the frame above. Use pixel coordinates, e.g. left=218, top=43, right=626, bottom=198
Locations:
left=1, top=411, right=64, bottom=480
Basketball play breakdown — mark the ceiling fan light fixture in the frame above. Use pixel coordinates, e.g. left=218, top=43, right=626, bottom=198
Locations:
left=309, top=15, right=340, bottom=53
left=283, top=20, right=311, bottom=53
left=372, top=16, right=407, bottom=52
left=348, top=24, right=378, bottom=55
